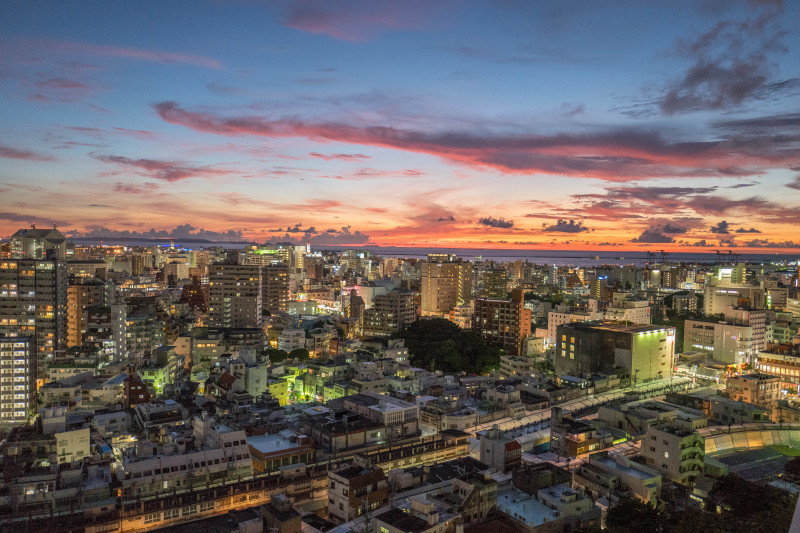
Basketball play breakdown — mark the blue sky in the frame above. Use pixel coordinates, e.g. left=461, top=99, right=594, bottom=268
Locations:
left=1, top=0, right=799, bottom=249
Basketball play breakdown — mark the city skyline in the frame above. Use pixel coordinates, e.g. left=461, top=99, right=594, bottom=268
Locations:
left=1, top=1, right=799, bottom=251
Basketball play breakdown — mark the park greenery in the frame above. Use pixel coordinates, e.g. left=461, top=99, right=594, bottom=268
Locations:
left=396, top=318, right=502, bottom=374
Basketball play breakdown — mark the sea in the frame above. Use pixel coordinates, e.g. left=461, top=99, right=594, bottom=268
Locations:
left=69, top=238, right=800, bottom=268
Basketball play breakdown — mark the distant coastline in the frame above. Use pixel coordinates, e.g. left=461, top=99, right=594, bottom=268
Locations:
left=61, top=237, right=800, bottom=268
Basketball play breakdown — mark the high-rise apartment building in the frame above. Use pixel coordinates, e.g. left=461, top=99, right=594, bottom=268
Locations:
left=0, top=258, right=68, bottom=382
left=0, top=336, right=34, bottom=426
left=479, top=268, right=509, bottom=299
left=262, top=264, right=289, bottom=314
left=420, top=254, right=471, bottom=317
left=208, top=263, right=263, bottom=328
left=67, top=279, right=111, bottom=347
left=363, top=290, right=416, bottom=336
left=472, top=289, right=531, bottom=355
left=10, top=225, right=66, bottom=260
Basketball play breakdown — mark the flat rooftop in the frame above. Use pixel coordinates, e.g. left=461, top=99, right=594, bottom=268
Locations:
left=247, top=432, right=302, bottom=454
left=592, top=454, right=655, bottom=480
left=497, top=487, right=557, bottom=527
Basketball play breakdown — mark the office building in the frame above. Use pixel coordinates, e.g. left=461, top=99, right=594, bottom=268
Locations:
left=683, top=320, right=754, bottom=365
left=555, top=321, right=675, bottom=381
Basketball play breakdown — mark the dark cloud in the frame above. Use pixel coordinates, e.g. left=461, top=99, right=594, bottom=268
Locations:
left=660, top=2, right=791, bottom=114
left=435, top=216, right=455, bottom=222
left=692, top=239, right=714, bottom=247
left=268, top=225, right=371, bottom=246
left=710, top=220, right=730, bottom=234
left=268, top=223, right=316, bottom=234
left=478, top=216, right=514, bottom=229
left=543, top=219, right=588, bottom=233
left=735, top=227, right=761, bottom=233
left=72, top=224, right=244, bottom=241
left=631, top=228, right=675, bottom=243
left=743, top=239, right=800, bottom=248
left=0, top=212, right=67, bottom=226
left=662, top=223, right=688, bottom=233
left=113, top=182, right=159, bottom=194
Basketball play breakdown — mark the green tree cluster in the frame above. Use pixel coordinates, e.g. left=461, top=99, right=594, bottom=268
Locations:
left=397, top=318, right=501, bottom=374
left=266, top=347, right=310, bottom=364
left=594, top=476, right=796, bottom=533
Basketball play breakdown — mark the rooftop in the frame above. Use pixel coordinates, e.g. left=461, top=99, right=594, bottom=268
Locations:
left=497, top=487, right=559, bottom=527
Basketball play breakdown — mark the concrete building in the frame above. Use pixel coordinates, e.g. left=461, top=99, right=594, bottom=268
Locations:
left=67, top=279, right=110, bottom=347
left=555, top=321, right=675, bottom=382
left=10, top=225, right=67, bottom=260
left=472, top=289, right=531, bottom=356
left=479, top=268, right=508, bottom=299
left=374, top=496, right=458, bottom=533
left=605, top=293, right=651, bottom=325
left=550, top=407, right=605, bottom=458
left=0, top=258, right=68, bottom=381
left=363, top=290, right=416, bottom=337
left=328, top=459, right=389, bottom=523
left=420, top=255, right=472, bottom=317
left=725, top=373, right=781, bottom=407
left=755, top=342, right=800, bottom=394
left=703, top=278, right=766, bottom=315
left=546, top=300, right=603, bottom=346
left=0, top=336, right=34, bottom=426
left=724, top=305, right=769, bottom=353
left=262, top=263, right=289, bottom=314
left=683, top=320, right=754, bottom=365
left=208, top=263, right=263, bottom=328
left=478, top=425, right=522, bottom=472
left=640, top=425, right=704, bottom=486
left=573, top=451, right=662, bottom=504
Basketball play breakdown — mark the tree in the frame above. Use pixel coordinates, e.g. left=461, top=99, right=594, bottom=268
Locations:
left=289, top=348, right=310, bottom=361
left=605, top=498, right=667, bottom=533
left=397, top=318, right=501, bottom=374
left=266, top=348, right=289, bottom=363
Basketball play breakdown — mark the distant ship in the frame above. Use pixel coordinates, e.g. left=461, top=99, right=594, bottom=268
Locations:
left=590, top=255, right=600, bottom=260
left=616, top=256, right=624, bottom=260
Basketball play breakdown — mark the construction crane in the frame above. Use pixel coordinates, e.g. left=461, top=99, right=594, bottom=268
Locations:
left=659, top=250, right=671, bottom=264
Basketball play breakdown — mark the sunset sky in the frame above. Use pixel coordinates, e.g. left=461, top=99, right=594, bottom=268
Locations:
left=1, top=1, right=799, bottom=251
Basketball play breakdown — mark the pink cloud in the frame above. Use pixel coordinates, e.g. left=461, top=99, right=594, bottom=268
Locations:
left=28, top=40, right=222, bottom=69
left=154, top=101, right=795, bottom=181
left=95, top=154, right=232, bottom=182
left=308, top=152, right=371, bottom=161
left=0, top=145, right=54, bottom=161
